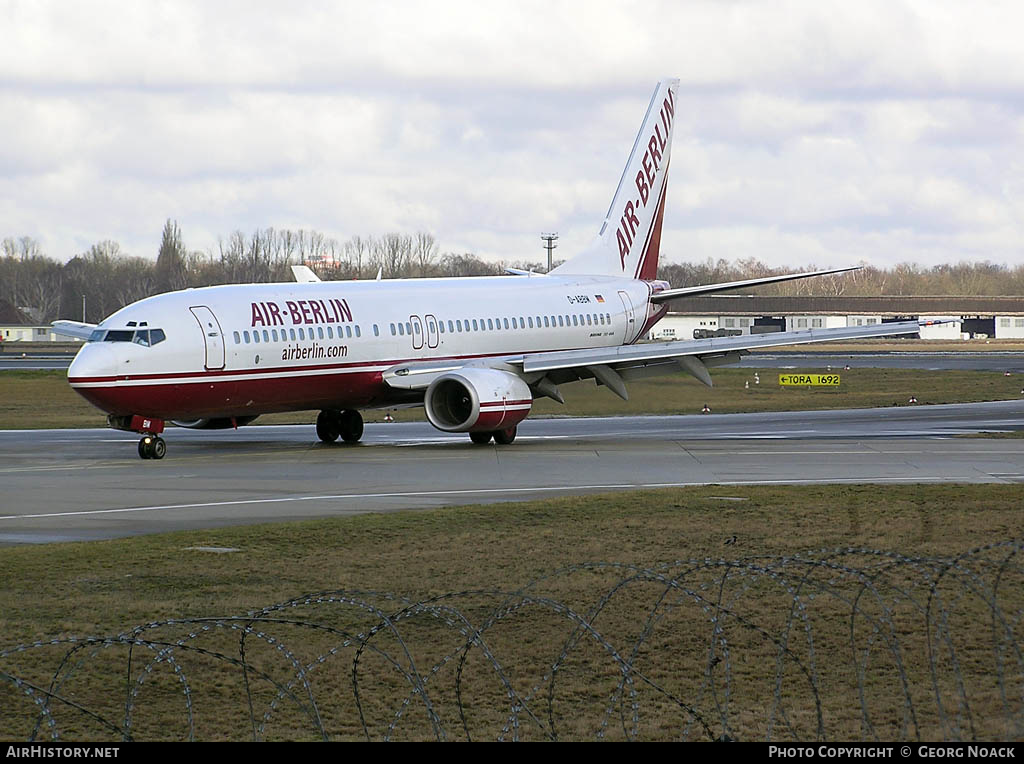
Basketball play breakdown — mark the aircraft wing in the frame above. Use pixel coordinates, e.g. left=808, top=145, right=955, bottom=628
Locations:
left=383, top=319, right=928, bottom=397
left=51, top=320, right=97, bottom=340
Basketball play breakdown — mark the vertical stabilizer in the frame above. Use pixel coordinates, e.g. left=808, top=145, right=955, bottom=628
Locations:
left=553, top=78, right=679, bottom=280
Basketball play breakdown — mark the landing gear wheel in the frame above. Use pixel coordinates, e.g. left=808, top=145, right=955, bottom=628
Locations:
left=316, top=409, right=341, bottom=443
left=138, top=435, right=166, bottom=460
left=493, top=425, right=517, bottom=445
left=339, top=409, right=363, bottom=443
left=469, top=431, right=493, bottom=445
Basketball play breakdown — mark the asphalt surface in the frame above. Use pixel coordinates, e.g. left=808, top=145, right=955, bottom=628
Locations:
left=2, top=400, right=1023, bottom=545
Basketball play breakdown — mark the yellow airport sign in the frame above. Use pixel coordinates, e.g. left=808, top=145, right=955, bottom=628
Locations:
left=779, top=373, right=841, bottom=386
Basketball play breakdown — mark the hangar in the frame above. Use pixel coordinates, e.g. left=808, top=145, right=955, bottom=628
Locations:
left=651, top=295, right=1024, bottom=341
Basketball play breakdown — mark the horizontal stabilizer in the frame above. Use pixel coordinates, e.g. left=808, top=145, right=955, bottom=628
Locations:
left=651, top=266, right=861, bottom=303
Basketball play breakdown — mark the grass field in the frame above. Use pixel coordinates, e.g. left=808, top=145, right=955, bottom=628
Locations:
left=1, top=484, right=1021, bottom=741
left=1, top=367, right=1022, bottom=429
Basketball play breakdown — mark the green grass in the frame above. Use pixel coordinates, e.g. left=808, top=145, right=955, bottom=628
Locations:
left=1, top=367, right=1021, bottom=429
left=0, top=484, right=1021, bottom=740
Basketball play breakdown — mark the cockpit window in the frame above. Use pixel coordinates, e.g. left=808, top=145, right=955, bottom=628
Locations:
left=89, top=328, right=166, bottom=345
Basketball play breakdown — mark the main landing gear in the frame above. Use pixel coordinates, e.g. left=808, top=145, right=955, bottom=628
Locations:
left=138, top=434, right=167, bottom=460
left=316, top=409, right=364, bottom=444
left=469, top=425, right=517, bottom=445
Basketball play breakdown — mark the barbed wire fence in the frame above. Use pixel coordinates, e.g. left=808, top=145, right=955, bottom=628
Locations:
left=1, top=541, right=1021, bottom=741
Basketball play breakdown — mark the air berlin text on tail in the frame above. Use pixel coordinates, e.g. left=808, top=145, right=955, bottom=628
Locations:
left=617, top=87, right=674, bottom=269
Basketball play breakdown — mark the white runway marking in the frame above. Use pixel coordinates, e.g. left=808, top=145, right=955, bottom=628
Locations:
left=0, top=476, right=979, bottom=522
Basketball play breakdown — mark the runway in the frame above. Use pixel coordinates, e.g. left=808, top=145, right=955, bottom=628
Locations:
left=2, top=400, right=1024, bottom=545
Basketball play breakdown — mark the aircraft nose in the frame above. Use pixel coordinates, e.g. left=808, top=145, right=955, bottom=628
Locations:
left=68, top=342, right=116, bottom=380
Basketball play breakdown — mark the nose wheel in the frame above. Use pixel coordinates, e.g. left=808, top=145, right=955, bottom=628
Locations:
left=138, top=434, right=166, bottom=460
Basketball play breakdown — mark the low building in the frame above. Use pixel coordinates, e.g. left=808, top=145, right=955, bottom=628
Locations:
left=650, top=296, right=1024, bottom=341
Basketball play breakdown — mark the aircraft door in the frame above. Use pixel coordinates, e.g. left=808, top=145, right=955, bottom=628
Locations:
left=425, top=314, right=439, bottom=349
left=617, top=291, right=637, bottom=343
left=189, top=306, right=226, bottom=370
left=409, top=315, right=424, bottom=350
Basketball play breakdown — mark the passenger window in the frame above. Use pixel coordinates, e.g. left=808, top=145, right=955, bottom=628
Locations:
left=405, top=322, right=412, bottom=335
left=244, top=331, right=251, bottom=344
left=288, top=328, right=295, bottom=340
left=327, top=326, right=333, bottom=339
left=398, top=323, right=405, bottom=336
left=487, top=319, right=493, bottom=330
left=263, top=330, right=270, bottom=342
left=298, top=328, right=305, bottom=340
left=272, top=329, right=279, bottom=341
left=503, top=318, right=509, bottom=329
left=448, top=320, right=454, bottom=333
left=413, top=322, right=420, bottom=335
left=528, top=317, right=534, bottom=328
left=373, top=324, right=380, bottom=337
left=390, top=323, right=396, bottom=335
left=233, top=331, right=240, bottom=344
left=355, top=326, right=361, bottom=338
left=543, top=316, right=549, bottom=328
left=511, top=317, right=517, bottom=329
left=472, top=319, right=478, bottom=331
left=253, top=331, right=260, bottom=343
left=346, top=326, right=352, bottom=338
left=558, top=316, right=564, bottom=327
left=572, top=315, right=578, bottom=326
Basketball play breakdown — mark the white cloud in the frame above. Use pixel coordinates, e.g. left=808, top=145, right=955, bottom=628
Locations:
left=2, top=0, right=1023, bottom=270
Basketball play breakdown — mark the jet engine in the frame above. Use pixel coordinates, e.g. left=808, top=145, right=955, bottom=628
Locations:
left=171, top=416, right=260, bottom=429
left=424, top=368, right=532, bottom=433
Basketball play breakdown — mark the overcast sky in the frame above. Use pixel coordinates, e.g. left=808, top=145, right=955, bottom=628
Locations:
left=2, top=0, right=1022, bottom=270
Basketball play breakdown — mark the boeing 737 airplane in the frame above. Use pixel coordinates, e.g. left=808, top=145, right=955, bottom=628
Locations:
left=55, top=79, right=925, bottom=459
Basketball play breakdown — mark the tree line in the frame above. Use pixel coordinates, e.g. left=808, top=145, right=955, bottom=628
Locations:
left=2, top=222, right=1023, bottom=324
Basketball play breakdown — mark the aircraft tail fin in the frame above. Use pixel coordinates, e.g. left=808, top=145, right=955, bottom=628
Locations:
left=553, top=78, right=679, bottom=280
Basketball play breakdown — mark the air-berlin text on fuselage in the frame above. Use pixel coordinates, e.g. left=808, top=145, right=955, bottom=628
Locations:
left=617, top=88, right=674, bottom=270
left=250, top=298, right=353, bottom=328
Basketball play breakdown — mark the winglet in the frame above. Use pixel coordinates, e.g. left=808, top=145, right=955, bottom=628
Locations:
left=291, top=265, right=321, bottom=283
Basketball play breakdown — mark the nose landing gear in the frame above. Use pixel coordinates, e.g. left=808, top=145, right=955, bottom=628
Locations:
left=138, top=434, right=167, bottom=460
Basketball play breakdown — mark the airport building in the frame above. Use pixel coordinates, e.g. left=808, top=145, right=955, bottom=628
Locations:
left=651, top=296, right=1024, bottom=341
left=0, top=299, right=78, bottom=343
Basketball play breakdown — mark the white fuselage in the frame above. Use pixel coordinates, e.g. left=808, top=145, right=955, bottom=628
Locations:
left=68, top=274, right=658, bottom=420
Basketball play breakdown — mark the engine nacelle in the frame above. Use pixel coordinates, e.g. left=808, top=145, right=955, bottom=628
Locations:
left=424, top=368, right=532, bottom=433
left=171, top=416, right=260, bottom=429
